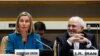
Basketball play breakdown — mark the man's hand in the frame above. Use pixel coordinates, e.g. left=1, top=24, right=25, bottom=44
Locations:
left=68, top=36, right=80, bottom=43
left=68, top=33, right=83, bottom=43
left=79, top=36, right=89, bottom=43
left=68, top=33, right=89, bottom=43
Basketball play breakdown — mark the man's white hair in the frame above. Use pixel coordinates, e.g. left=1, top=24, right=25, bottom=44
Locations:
left=69, top=16, right=85, bottom=28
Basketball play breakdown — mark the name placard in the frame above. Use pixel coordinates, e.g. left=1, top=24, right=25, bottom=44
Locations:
left=0, top=54, right=17, bottom=56
left=15, top=49, right=39, bottom=56
left=73, top=49, right=98, bottom=56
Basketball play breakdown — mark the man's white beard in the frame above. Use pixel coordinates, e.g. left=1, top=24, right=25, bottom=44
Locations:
left=68, top=31, right=75, bottom=37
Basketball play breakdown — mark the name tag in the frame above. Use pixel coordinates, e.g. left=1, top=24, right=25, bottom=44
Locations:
left=15, top=49, right=39, bottom=56
left=0, top=54, right=17, bottom=56
left=73, top=49, right=98, bottom=56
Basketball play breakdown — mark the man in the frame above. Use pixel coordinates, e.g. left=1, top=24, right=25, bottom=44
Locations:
left=34, top=21, right=53, bottom=50
left=56, top=16, right=97, bottom=56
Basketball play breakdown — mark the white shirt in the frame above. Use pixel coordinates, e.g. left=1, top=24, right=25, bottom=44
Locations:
left=67, top=39, right=92, bottom=49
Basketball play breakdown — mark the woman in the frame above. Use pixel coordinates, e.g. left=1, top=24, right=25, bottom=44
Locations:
left=6, top=12, right=43, bottom=53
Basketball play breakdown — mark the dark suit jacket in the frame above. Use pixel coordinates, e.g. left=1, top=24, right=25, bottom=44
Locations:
left=41, top=37, right=53, bottom=49
left=56, top=32, right=97, bottom=56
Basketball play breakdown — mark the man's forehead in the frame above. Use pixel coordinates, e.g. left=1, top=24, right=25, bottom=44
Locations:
left=69, top=18, right=80, bottom=22
left=68, top=19, right=80, bottom=24
left=68, top=20, right=81, bottom=26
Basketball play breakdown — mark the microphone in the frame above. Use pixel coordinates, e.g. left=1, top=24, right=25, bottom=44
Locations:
left=91, top=45, right=97, bottom=49
left=87, top=25, right=97, bottom=50
left=87, top=24, right=91, bottom=33
left=34, top=38, right=52, bottom=51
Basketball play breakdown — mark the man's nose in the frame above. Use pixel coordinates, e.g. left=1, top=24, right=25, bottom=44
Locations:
left=69, top=26, right=73, bottom=30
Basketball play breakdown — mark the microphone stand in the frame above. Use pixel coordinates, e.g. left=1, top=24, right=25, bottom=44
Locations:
left=96, top=25, right=99, bottom=49
left=57, top=43, right=60, bottom=56
left=56, top=40, right=60, bottom=56
left=35, top=38, right=52, bottom=51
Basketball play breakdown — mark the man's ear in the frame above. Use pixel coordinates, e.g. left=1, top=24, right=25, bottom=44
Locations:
left=81, top=26, right=83, bottom=29
left=81, top=26, right=84, bottom=31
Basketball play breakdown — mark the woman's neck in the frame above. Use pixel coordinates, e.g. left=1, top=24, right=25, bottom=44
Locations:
left=20, top=31, right=28, bottom=43
left=20, top=31, right=28, bottom=35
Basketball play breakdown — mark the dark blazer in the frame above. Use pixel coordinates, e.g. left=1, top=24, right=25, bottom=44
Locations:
left=41, top=38, right=53, bottom=50
left=56, top=32, right=97, bottom=56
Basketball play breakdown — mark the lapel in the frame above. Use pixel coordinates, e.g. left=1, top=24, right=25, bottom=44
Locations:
left=62, top=32, right=70, bottom=45
left=16, top=34, right=25, bottom=49
left=79, top=32, right=89, bottom=49
left=16, top=34, right=32, bottom=49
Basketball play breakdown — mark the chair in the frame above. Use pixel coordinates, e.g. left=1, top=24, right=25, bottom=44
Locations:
left=0, top=36, right=8, bottom=54
left=53, top=40, right=57, bottom=56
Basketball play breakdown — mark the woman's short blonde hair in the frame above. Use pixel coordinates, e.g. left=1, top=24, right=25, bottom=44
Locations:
left=15, top=11, right=34, bottom=34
